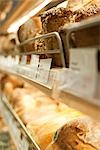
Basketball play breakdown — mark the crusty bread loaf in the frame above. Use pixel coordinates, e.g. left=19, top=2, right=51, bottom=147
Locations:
left=17, top=17, right=42, bottom=52
left=73, top=3, right=100, bottom=22
left=46, top=117, right=100, bottom=150
left=40, top=7, right=74, bottom=67
left=27, top=108, right=83, bottom=149
left=71, top=2, right=100, bottom=47
left=59, top=1, right=100, bottom=67
left=41, top=7, right=73, bottom=33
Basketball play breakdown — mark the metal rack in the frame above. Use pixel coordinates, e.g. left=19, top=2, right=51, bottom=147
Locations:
left=56, top=16, right=100, bottom=120
left=0, top=31, right=65, bottom=91
left=2, top=32, right=65, bottom=67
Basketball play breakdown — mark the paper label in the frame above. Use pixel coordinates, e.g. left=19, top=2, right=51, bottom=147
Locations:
left=20, top=55, right=27, bottom=65
left=36, top=58, right=52, bottom=83
left=30, top=55, right=39, bottom=79
left=70, top=48, right=97, bottom=74
left=15, top=55, right=19, bottom=65
left=59, top=69, right=97, bottom=98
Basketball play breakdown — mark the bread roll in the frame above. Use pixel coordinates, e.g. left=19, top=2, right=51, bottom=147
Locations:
left=46, top=117, right=100, bottom=150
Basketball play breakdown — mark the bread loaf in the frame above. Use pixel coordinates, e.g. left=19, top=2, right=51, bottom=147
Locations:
left=17, top=17, right=42, bottom=52
left=46, top=117, right=100, bottom=150
left=27, top=108, right=83, bottom=149
left=59, top=1, right=100, bottom=66
left=40, top=7, right=74, bottom=67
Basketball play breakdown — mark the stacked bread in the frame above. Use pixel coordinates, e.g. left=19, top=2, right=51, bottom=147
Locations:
left=1, top=74, right=100, bottom=150
left=17, top=0, right=100, bottom=67
left=40, top=0, right=100, bottom=66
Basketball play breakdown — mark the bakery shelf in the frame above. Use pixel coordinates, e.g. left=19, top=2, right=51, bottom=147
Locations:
left=1, top=32, right=65, bottom=67
left=0, top=66, right=100, bottom=121
left=57, top=91, right=100, bottom=121
left=0, top=32, right=65, bottom=67
left=0, top=93, right=40, bottom=150
left=0, top=31, right=65, bottom=95
left=0, top=17, right=100, bottom=122
left=57, top=17, right=100, bottom=120
left=0, top=67, right=53, bottom=96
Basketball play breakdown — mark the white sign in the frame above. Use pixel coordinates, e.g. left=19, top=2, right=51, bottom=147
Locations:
left=70, top=48, right=97, bottom=74
left=30, top=55, right=39, bottom=79
left=36, top=58, right=52, bottom=83
left=20, top=55, right=27, bottom=65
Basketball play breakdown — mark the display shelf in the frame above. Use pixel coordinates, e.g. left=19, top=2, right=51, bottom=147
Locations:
left=55, top=16, right=100, bottom=120
left=0, top=17, right=100, bottom=123
left=0, top=31, right=65, bottom=96
left=57, top=91, right=100, bottom=121
left=0, top=67, right=53, bottom=96
left=0, top=66, right=100, bottom=121
left=0, top=93, right=40, bottom=150
left=0, top=32, right=65, bottom=67
left=1, top=67, right=100, bottom=121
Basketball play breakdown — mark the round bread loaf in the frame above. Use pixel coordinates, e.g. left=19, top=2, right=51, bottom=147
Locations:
left=17, top=17, right=42, bottom=52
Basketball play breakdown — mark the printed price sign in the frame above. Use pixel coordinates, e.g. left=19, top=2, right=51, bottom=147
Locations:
left=20, top=55, right=27, bottom=65
left=30, top=55, right=39, bottom=79
left=15, top=55, right=19, bottom=65
left=36, top=58, right=52, bottom=83
left=70, top=48, right=97, bottom=74
left=59, top=68, right=97, bottom=98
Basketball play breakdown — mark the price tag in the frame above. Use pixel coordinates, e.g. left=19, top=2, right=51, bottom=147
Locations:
left=6, top=56, right=13, bottom=67
left=59, top=68, right=97, bottom=98
left=70, top=48, right=97, bottom=74
left=48, top=69, right=60, bottom=89
left=0, top=56, right=4, bottom=65
left=20, top=55, right=27, bottom=65
left=36, top=58, right=52, bottom=83
left=30, top=55, right=39, bottom=66
left=15, top=55, right=19, bottom=65
left=30, top=55, right=39, bottom=79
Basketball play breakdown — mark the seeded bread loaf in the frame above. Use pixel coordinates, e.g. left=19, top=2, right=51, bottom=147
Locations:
left=59, top=2, right=100, bottom=66
left=40, top=7, right=73, bottom=67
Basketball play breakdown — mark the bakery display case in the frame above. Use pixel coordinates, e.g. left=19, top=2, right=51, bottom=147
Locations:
left=0, top=0, right=100, bottom=150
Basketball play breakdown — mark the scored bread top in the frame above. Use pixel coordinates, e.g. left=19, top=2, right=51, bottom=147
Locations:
left=40, top=7, right=73, bottom=22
